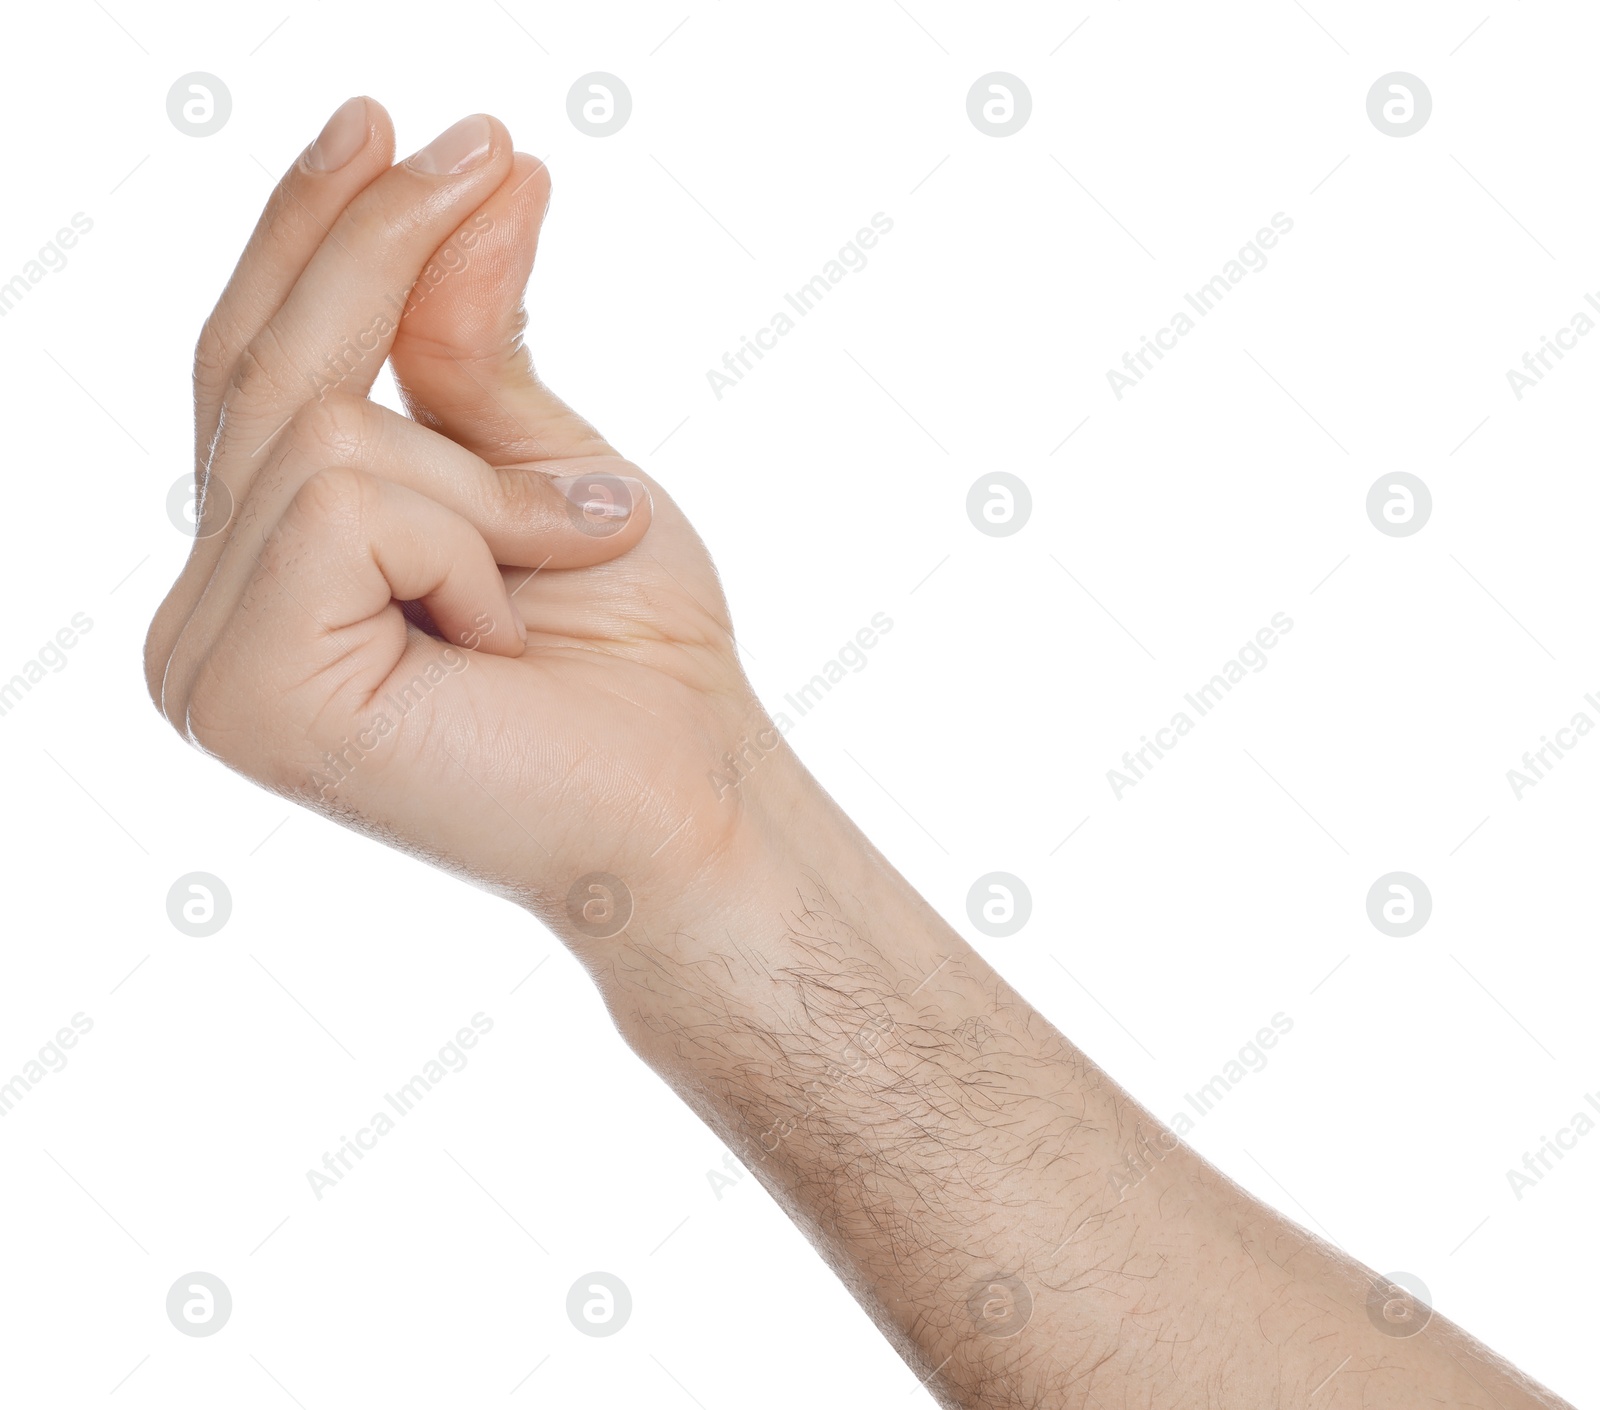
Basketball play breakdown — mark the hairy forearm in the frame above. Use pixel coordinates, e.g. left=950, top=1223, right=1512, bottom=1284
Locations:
left=560, top=745, right=1569, bottom=1409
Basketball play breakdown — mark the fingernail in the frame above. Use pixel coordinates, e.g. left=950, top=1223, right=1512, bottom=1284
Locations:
left=514, top=612, right=528, bottom=644
left=304, top=96, right=370, bottom=173
left=406, top=115, right=493, bottom=176
left=553, top=473, right=647, bottom=538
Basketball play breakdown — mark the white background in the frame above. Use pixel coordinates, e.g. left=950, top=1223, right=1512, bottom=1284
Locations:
left=1, top=0, right=1596, bottom=1404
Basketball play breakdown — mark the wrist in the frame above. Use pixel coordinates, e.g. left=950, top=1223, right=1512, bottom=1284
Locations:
left=576, top=735, right=963, bottom=1067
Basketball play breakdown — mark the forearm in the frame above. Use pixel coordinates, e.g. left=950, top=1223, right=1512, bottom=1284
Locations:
left=563, top=743, right=1569, bottom=1409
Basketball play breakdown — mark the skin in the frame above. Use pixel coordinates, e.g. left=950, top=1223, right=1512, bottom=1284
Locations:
left=145, top=98, right=1574, bottom=1410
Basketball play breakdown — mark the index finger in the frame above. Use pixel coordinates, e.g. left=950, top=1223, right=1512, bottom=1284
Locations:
left=193, top=96, right=395, bottom=462
left=206, top=113, right=516, bottom=485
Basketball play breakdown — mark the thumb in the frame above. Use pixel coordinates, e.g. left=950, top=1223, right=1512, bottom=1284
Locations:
left=389, top=153, right=614, bottom=465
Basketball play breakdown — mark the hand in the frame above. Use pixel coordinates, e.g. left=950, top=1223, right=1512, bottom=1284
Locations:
left=146, top=98, right=771, bottom=934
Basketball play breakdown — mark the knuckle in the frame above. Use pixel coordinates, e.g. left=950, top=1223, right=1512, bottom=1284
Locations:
left=227, top=342, right=277, bottom=404
left=256, top=181, right=304, bottom=248
left=339, top=199, right=396, bottom=251
left=292, top=464, right=373, bottom=529
left=227, top=324, right=293, bottom=405
left=141, top=616, right=179, bottom=722
left=287, top=392, right=371, bottom=463
left=192, top=321, right=234, bottom=393
left=258, top=464, right=370, bottom=580
left=185, top=678, right=224, bottom=754
left=185, top=660, right=239, bottom=758
left=496, top=462, right=553, bottom=523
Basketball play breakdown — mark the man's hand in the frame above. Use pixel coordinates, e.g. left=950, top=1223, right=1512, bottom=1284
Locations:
left=146, top=98, right=771, bottom=935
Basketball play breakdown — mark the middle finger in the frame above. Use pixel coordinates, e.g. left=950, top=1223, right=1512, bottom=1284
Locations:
left=207, top=112, right=515, bottom=494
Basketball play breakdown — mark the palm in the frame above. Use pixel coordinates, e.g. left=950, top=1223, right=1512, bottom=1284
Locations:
left=337, top=147, right=764, bottom=903
left=354, top=477, right=759, bottom=908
